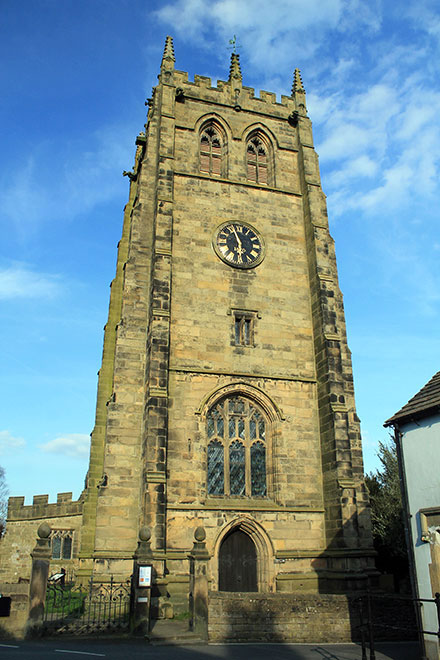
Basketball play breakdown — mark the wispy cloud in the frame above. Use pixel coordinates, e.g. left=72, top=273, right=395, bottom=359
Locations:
left=0, top=430, right=26, bottom=455
left=155, top=0, right=380, bottom=72
left=0, top=123, right=135, bottom=241
left=39, top=434, right=90, bottom=460
left=0, top=263, right=62, bottom=300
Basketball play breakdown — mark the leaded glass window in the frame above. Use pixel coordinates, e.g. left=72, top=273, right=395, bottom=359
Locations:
left=251, top=441, right=266, bottom=496
left=206, top=395, right=267, bottom=497
left=230, top=441, right=245, bottom=495
left=52, top=535, right=61, bottom=560
left=62, top=535, right=73, bottom=560
left=208, top=440, right=224, bottom=495
left=51, top=531, right=73, bottom=560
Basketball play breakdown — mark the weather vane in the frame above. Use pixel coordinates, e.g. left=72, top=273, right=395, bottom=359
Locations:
left=228, top=35, right=240, bottom=54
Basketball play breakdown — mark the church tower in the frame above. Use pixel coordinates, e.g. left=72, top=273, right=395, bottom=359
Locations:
left=77, top=37, right=374, bottom=611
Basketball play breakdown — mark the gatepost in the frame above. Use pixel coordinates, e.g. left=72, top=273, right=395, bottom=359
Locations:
left=132, top=526, right=153, bottom=634
left=189, top=526, right=210, bottom=640
left=27, top=522, right=51, bottom=634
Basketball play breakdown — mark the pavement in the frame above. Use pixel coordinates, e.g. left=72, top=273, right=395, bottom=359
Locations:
left=0, top=619, right=423, bottom=659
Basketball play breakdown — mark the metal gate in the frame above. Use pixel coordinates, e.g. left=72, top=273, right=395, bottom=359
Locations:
left=43, top=576, right=131, bottom=635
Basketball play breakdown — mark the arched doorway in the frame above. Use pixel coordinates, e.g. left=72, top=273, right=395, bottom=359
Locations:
left=218, top=529, right=257, bottom=592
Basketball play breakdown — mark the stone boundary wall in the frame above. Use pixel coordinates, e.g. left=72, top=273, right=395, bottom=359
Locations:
left=208, top=592, right=418, bottom=643
left=208, top=592, right=356, bottom=643
left=0, top=583, right=28, bottom=639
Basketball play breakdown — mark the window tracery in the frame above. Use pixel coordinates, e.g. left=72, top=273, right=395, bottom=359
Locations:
left=246, top=136, right=268, bottom=184
left=51, top=530, right=73, bottom=560
left=207, top=395, right=267, bottom=497
left=200, top=125, right=223, bottom=175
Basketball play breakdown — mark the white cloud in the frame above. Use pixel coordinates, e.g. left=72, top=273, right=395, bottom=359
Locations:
left=0, top=431, right=26, bottom=455
left=155, top=0, right=380, bottom=73
left=0, top=264, right=62, bottom=300
left=39, top=434, right=90, bottom=460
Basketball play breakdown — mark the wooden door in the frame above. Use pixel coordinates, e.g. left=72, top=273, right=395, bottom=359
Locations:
left=218, top=529, right=257, bottom=592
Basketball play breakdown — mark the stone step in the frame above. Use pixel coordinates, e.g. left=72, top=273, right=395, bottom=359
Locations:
left=146, top=619, right=205, bottom=646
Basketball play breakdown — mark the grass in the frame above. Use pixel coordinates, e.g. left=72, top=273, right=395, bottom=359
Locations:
left=45, top=587, right=85, bottom=617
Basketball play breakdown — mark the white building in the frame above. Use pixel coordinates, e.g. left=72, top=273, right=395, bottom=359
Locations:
left=385, top=370, right=440, bottom=660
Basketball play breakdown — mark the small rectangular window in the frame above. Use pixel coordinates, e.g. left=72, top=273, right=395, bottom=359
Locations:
left=233, top=311, right=257, bottom=346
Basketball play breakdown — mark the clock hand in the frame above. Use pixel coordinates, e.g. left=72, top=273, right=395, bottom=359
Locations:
left=231, top=226, right=242, bottom=250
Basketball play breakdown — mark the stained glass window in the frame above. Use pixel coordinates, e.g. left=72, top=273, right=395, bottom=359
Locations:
left=206, top=395, right=268, bottom=498
left=208, top=440, right=224, bottom=495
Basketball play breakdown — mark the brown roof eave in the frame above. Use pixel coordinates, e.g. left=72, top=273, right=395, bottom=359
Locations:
left=384, top=404, right=440, bottom=429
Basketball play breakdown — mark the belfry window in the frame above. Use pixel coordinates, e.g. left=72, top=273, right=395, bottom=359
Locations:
left=247, top=137, right=268, bottom=184
left=200, top=126, right=222, bottom=175
left=207, top=395, right=267, bottom=497
left=233, top=311, right=256, bottom=346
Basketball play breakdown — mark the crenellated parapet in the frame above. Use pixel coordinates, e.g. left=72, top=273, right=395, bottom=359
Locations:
left=7, top=492, right=84, bottom=521
left=169, top=69, right=299, bottom=113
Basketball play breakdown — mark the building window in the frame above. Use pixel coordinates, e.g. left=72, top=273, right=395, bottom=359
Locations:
left=232, top=310, right=257, bottom=346
left=207, top=396, right=267, bottom=497
left=200, top=126, right=222, bottom=176
left=235, top=315, right=252, bottom=346
left=51, top=531, right=73, bottom=560
left=247, top=136, right=268, bottom=184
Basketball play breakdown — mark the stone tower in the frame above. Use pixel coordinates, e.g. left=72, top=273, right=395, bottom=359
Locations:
left=76, top=37, right=373, bottom=609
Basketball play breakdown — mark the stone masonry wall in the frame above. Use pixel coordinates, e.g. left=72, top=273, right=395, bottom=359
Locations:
left=208, top=592, right=357, bottom=642
left=0, top=493, right=83, bottom=583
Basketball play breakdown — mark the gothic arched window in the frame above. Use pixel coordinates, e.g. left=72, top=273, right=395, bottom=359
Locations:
left=207, top=395, right=267, bottom=497
left=200, top=126, right=223, bottom=176
left=246, top=136, right=269, bottom=184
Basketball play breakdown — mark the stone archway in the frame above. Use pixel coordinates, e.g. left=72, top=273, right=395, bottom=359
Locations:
left=213, top=516, right=275, bottom=593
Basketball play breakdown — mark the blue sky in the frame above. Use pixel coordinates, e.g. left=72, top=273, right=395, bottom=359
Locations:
left=1, top=0, right=440, bottom=504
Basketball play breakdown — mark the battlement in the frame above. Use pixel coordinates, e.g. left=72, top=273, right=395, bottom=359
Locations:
left=172, top=70, right=297, bottom=112
left=7, top=492, right=84, bottom=521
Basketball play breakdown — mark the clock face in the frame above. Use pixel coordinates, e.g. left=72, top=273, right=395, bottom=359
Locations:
left=213, top=222, right=264, bottom=269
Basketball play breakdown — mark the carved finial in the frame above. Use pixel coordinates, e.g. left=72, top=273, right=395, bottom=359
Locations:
left=292, top=68, right=305, bottom=95
left=229, top=53, right=242, bottom=83
left=161, top=35, right=175, bottom=71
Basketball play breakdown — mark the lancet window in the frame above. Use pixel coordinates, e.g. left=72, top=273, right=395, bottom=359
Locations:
left=207, top=395, right=267, bottom=497
left=246, top=136, right=269, bottom=184
left=200, top=125, right=223, bottom=176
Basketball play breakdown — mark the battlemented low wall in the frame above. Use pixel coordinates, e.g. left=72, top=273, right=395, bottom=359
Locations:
left=0, top=492, right=83, bottom=584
